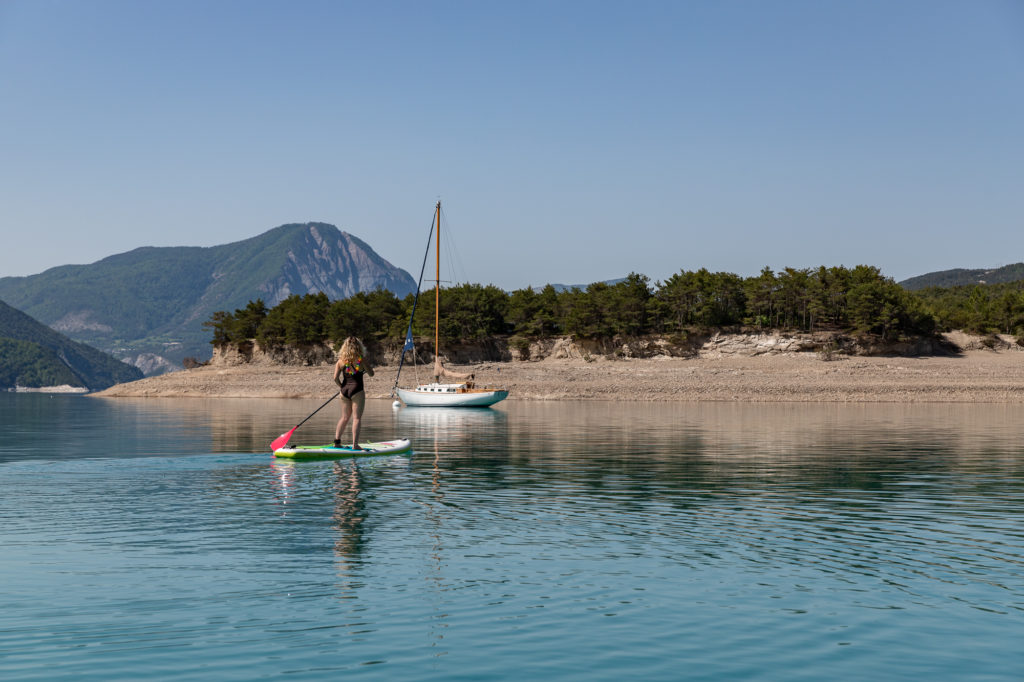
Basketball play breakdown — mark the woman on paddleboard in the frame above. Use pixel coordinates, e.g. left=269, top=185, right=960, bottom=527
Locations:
left=333, top=336, right=374, bottom=450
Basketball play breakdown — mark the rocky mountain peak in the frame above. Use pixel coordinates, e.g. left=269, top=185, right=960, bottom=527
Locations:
left=254, top=222, right=415, bottom=305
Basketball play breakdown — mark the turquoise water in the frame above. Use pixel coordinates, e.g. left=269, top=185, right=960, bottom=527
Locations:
left=1, top=394, right=1023, bottom=680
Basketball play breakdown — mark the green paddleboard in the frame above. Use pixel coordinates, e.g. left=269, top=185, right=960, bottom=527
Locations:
left=273, top=438, right=412, bottom=459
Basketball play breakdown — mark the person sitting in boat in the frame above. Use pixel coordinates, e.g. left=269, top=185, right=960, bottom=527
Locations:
left=433, top=355, right=475, bottom=387
left=333, top=336, right=374, bottom=450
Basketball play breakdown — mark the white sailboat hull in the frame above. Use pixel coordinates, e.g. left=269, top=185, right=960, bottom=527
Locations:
left=396, top=384, right=508, bottom=407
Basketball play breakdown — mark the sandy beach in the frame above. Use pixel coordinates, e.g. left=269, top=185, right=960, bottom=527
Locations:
left=93, top=346, right=1024, bottom=402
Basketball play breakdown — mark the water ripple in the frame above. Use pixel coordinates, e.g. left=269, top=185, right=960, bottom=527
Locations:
left=2, top=398, right=1024, bottom=680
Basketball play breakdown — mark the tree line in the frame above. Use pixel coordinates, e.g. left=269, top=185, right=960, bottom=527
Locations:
left=913, top=280, right=1024, bottom=336
left=204, top=265, right=1024, bottom=351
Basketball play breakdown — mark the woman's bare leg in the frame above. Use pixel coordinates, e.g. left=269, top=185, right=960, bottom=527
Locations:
left=350, top=392, right=366, bottom=448
left=335, top=397, right=353, bottom=443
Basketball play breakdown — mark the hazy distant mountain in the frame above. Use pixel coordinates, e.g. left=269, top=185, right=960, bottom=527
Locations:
left=0, top=299, right=143, bottom=390
left=0, top=223, right=416, bottom=374
left=899, top=263, right=1024, bottom=290
left=537, top=278, right=628, bottom=293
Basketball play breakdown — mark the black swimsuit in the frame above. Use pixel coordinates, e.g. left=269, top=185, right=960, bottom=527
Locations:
left=339, top=360, right=365, bottom=399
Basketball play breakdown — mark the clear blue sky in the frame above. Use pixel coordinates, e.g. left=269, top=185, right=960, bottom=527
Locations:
left=1, top=0, right=1022, bottom=290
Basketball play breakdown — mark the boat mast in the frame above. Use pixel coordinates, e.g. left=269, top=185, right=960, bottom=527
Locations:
left=434, top=200, right=441, bottom=377
left=390, top=204, right=437, bottom=397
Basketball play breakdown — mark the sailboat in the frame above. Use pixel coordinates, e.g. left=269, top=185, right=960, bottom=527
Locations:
left=392, top=201, right=509, bottom=407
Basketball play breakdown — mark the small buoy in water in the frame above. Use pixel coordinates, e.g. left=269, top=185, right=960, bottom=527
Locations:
left=392, top=400, right=401, bottom=409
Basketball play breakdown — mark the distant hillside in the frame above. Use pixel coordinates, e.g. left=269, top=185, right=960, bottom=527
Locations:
left=900, top=263, right=1024, bottom=290
left=0, top=223, right=416, bottom=374
left=538, top=278, right=628, bottom=293
left=0, top=299, right=143, bottom=390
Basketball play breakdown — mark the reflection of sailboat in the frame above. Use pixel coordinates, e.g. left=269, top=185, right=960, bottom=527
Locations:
left=397, top=406, right=508, bottom=462
left=397, top=406, right=507, bottom=432
left=393, top=201, right=509, bottom=407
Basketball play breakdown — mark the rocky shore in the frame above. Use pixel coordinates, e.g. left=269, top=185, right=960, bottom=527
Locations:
left=92, top=332, right=1024, bottom=403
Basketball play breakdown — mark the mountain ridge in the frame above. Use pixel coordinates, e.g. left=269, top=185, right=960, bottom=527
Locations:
left=0, top=222, right=416, bottom=374
left=535, top=277, right=628, bottom=293
left=900, top=263, right=1024, bottom=290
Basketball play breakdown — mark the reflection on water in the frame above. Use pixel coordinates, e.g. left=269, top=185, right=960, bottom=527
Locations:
left=11, top=395, right=1018, bottom=469
left=1, top=394, right=1023, bottom=680
left=398, top=406, right=508, bottom=458
left=331, top=459, right=367, bottom=581
left=421, top=428, right=449, bottom=656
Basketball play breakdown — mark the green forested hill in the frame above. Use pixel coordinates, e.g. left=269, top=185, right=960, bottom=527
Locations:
left=0, top=338, right=83, bottom=388
left=3, top=246, right=219, bottom=339
left=0, top=299, right=143, bottom=390
left=900, top=263, right=1024, bottom=290
left=0, top=223, right=416, bottom=373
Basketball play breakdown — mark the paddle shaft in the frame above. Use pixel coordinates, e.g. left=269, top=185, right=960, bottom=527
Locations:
left=292, top=391, right=341, bottom=431
left=272, top=391, right=341, bottom=449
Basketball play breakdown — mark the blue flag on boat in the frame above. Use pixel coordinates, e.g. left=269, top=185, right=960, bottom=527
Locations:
left=403, top=329, right=414, bottom=352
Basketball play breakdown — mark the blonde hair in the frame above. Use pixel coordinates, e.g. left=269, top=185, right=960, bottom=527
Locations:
left=338, top=336, right=366, bottom=365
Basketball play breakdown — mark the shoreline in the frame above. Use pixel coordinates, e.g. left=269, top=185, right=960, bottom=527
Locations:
left=9, top=384, right=89, bottom=394
left=92, top=349, right=1024, bottom=402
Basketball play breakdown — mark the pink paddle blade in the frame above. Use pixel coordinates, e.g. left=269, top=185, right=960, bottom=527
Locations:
left=270, top=427, right=297, bottom=452
left=269, top=391, right=340, bottom=453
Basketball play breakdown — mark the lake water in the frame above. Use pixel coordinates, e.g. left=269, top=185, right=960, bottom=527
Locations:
left=1, top=394, right=1023, bottom=680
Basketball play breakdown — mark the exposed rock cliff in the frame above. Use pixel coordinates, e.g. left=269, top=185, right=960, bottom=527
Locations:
left=255, top=226, right=417, bottom=306
left=206, top=330, right=968, bottom=370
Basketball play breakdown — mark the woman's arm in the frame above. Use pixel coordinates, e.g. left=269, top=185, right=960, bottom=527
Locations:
left=333, top=361, right=343, bottom=387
